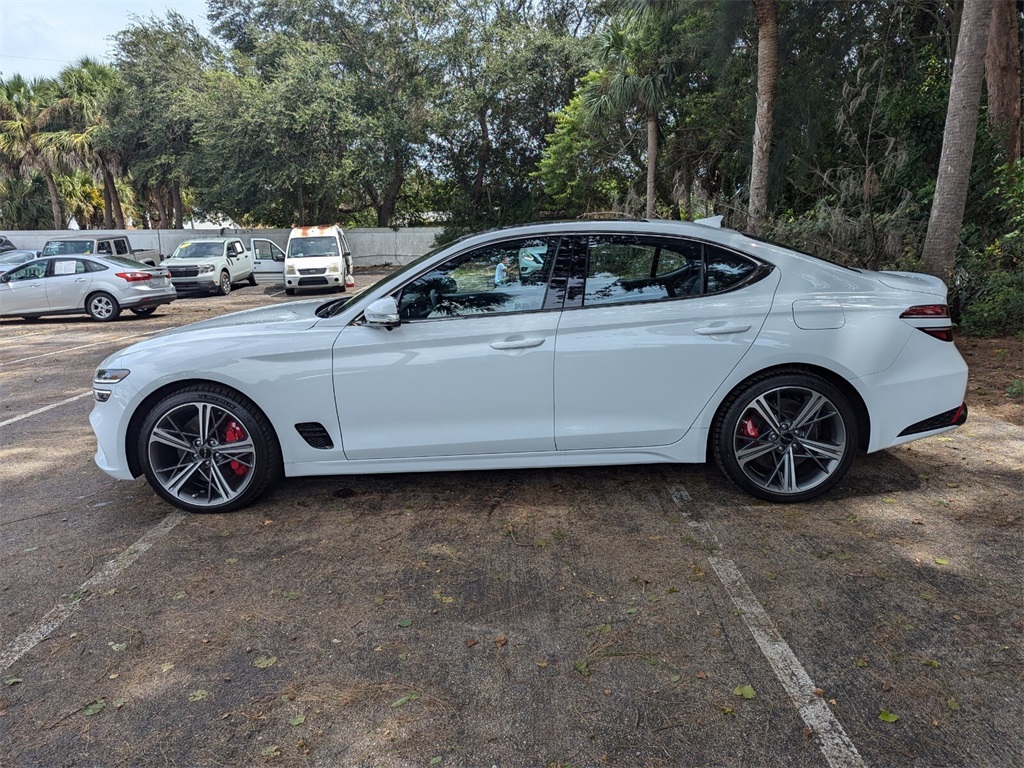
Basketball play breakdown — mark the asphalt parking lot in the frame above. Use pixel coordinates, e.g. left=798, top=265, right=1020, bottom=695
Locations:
left=1, top=281, right=1021, bottom=768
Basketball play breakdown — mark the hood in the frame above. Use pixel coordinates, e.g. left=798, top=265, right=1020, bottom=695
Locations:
left=164, top=299, right=323, bottom=334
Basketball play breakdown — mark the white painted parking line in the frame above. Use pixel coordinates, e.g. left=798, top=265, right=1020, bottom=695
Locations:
left=670, top=488, right=865, bottom=768
left=0, top=512, right=186, bottom=673
left=0, top=391, right=92, bottom=427
left=0, top=330, right=160, bottom=367
left=709, top=557, right=867, bottom=768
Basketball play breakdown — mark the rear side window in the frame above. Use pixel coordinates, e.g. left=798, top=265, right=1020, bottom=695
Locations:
left=97, top=241, right=113, bottom=255
left=583, top=236, right=702, bottom=306
left=113, top=239, right=129, bottom=255
left=705, top=244, right=758, bottom=293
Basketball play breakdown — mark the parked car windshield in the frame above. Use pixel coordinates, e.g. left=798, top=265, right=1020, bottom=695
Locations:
left=288, top=236, right=338, bottom=258
left=169, top=242, right=223, bottom=259
left=41, top=240, right=92, bottom=256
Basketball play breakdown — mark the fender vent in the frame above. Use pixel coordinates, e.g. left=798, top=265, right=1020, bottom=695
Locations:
left=295, top=422, right=334, bottom=449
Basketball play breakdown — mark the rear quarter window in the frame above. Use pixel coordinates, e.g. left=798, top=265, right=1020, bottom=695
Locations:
left=705, top=244, right=759, bottom=294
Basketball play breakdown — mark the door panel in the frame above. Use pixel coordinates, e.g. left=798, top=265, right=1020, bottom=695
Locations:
left=333, top=313, right=559, bottom=459
left=553, top=237, right=780, bottom=451
left=251, top=239, right=285, bottom=278
left=44, top=259, right=92, bottom=310
left=0, top=261, right=50, bottom=314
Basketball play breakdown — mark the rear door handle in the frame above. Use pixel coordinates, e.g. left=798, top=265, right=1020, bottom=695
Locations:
left=694, top=323, right=751, bottom=336
left=490, top=338, right=544, bottom=350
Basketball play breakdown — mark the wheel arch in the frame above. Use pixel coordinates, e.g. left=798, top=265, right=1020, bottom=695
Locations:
left=705, top=363, right=870, bottom=461
left=125, top=378, right=283, bottom=478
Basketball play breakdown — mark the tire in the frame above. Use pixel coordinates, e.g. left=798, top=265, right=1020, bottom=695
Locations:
left=217, top=270, right=232, bottom=296
left=138, top=385, right=282, bottom=513
left=247, top=271, right=257, bottom=286
left=713, top=371, right=858, bottom=503
left=87, top=292, right=121, bottom=321
left=285, top=288, right=295, bottom=296
left=130, top=306, right=157, bottom=317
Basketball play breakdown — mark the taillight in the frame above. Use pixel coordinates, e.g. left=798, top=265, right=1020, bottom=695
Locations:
left=115, top=271, right=153, bottom=282
left=900, top=304, right=954, bottom=341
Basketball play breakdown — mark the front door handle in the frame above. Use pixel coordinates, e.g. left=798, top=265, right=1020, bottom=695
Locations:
left=75, top=278, right=88, bottom=283
left=490, top=338, right=544, bottom=350
left=694, top=323, right=751, bottom=336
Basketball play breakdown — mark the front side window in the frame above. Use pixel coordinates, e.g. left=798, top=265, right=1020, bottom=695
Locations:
left=7, top=261, right=48, bottom=281
left=583, top=236, right=702, bottom=306
left=398, top=237, right=558, bottom=320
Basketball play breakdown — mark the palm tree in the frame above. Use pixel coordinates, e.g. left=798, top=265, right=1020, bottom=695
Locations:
left=581, top=19, right=674, bottom=219
left=0, top=75, right=65, bottom=228
left=747, top=0, right=779, bottom=234
left=47, top=59, right=127, bottom=228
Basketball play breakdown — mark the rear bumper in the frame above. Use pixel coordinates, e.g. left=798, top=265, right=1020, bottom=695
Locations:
left=898, top=403, right=968, bottom=437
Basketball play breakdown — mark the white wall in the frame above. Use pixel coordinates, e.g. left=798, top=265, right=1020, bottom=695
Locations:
left=1, top=227, right=445, bottom=267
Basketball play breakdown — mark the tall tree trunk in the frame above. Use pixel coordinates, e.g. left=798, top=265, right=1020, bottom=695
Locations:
left=748, top=0, right=779, bottom=234
left=646, top=111, right=658, bottom=218
left=297, top=182, right=306, bottom=226
left=985, top=0, right=1021, bottom=161
left=377, top=154, right=406, bottom=228
left=471, top=106, right=491, bottom=218
left=921, top=0, right=994, bottom=280
left=171, top=180, right=183, bottom=229
left=42, top=167, right=62, bottom=229
left=101, top=178, right=114, bottom=229
left=154, top=190, right=169, bottom=229
left=103, top=166, right=126, bottom=229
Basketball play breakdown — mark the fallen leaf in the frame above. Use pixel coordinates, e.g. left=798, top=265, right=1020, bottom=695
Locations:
left=80, top=699, right=106, bottom=716
left=719, top=706, right=735, bottom=716
left=398, top=618, right=413, bottom=628
left=390, top=693, right=420, bottom=708
left=947, top=697, right=960, bottom=712
left=934, top=558, right=950, bottom=565
left=733, top=685, right=756, bottom=699
left=429, top=757, right=443, bottom=766
left=161, top=662, right=174, bottom=672
left=261, top=745, right=280, bottom=757
left=494, top=636, right=507, bottom=648
left=465, top=638, right=478, bottom=648
left=289, top=714, right=306, bottom=726
left=921, top=659, right=940, bottom=668
left=188, top=689, right=210, bottom=702
left=113, top=698, right=128, bottom=709
left=2, top=676, right=23, bottom=686
left=878, top=709, right=899, bottom=723
left=254, top=656, right=277, bottom=669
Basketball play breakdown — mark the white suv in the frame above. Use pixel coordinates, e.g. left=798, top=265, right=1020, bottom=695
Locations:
left=163, top=238, right=256, bottom=295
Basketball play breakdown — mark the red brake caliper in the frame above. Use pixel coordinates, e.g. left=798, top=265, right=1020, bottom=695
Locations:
left=741, top=418, right=760, bottom=439
left=224, top=421, right=249, bottom=476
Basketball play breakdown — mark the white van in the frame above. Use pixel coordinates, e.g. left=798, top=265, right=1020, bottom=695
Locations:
left=283, top=225, right=354, bottom=295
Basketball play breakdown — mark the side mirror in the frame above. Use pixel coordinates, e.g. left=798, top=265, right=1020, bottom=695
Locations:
left=364, top=296, right=400, bottom=327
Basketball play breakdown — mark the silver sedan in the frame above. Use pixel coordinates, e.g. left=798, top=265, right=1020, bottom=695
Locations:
left=0, top=254, right=176, bottom=321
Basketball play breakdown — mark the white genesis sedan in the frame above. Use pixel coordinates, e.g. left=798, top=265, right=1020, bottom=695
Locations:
left=90, top=220, right=968, bottom=513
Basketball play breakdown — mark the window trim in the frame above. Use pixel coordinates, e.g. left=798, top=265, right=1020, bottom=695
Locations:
left=564, top=234, right=772, bottom=310
left=392, top=235, right=568, bottom=323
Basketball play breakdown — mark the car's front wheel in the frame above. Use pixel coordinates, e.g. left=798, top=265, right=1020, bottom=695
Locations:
left=713, top=371, right=858, bottom=503
left=138, top=385, right=281, bottom=513
left=87, top=292, right=121, bottom=321
left=217, top=270, right=232, bottom=296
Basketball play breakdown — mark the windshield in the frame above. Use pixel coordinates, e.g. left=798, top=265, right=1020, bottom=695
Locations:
left=0, top=251, right=34, bottom=265
left=288, top=236, right=338, bottom=258
left=41, top=240, right=91, bottom=256
left=169, top=242, right=223, bottom=259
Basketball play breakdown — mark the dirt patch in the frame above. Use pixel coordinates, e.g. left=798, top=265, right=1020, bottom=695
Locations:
left=959, top=335, right=1024, bottom=425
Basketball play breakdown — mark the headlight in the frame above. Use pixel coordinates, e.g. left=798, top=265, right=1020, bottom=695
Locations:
left=285, top=264, right=297, bottom=275
left=197, top=264, right=215, bottom=274
left=326, top=263, right=340, bottom=274
left=93, top=369, right=130, bottom=402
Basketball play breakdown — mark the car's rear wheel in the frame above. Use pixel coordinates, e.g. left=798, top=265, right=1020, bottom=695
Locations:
left=87, top=292, right=121, bottom=321
left=139, top=385, right=281, bottom=513
left=247, top=271, right=257, bottom=286
left=130, top=306, right=157, bottom=317
left=217, top=270, right=232, bottom=296
left=714, top=371, right=857, bottom=503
